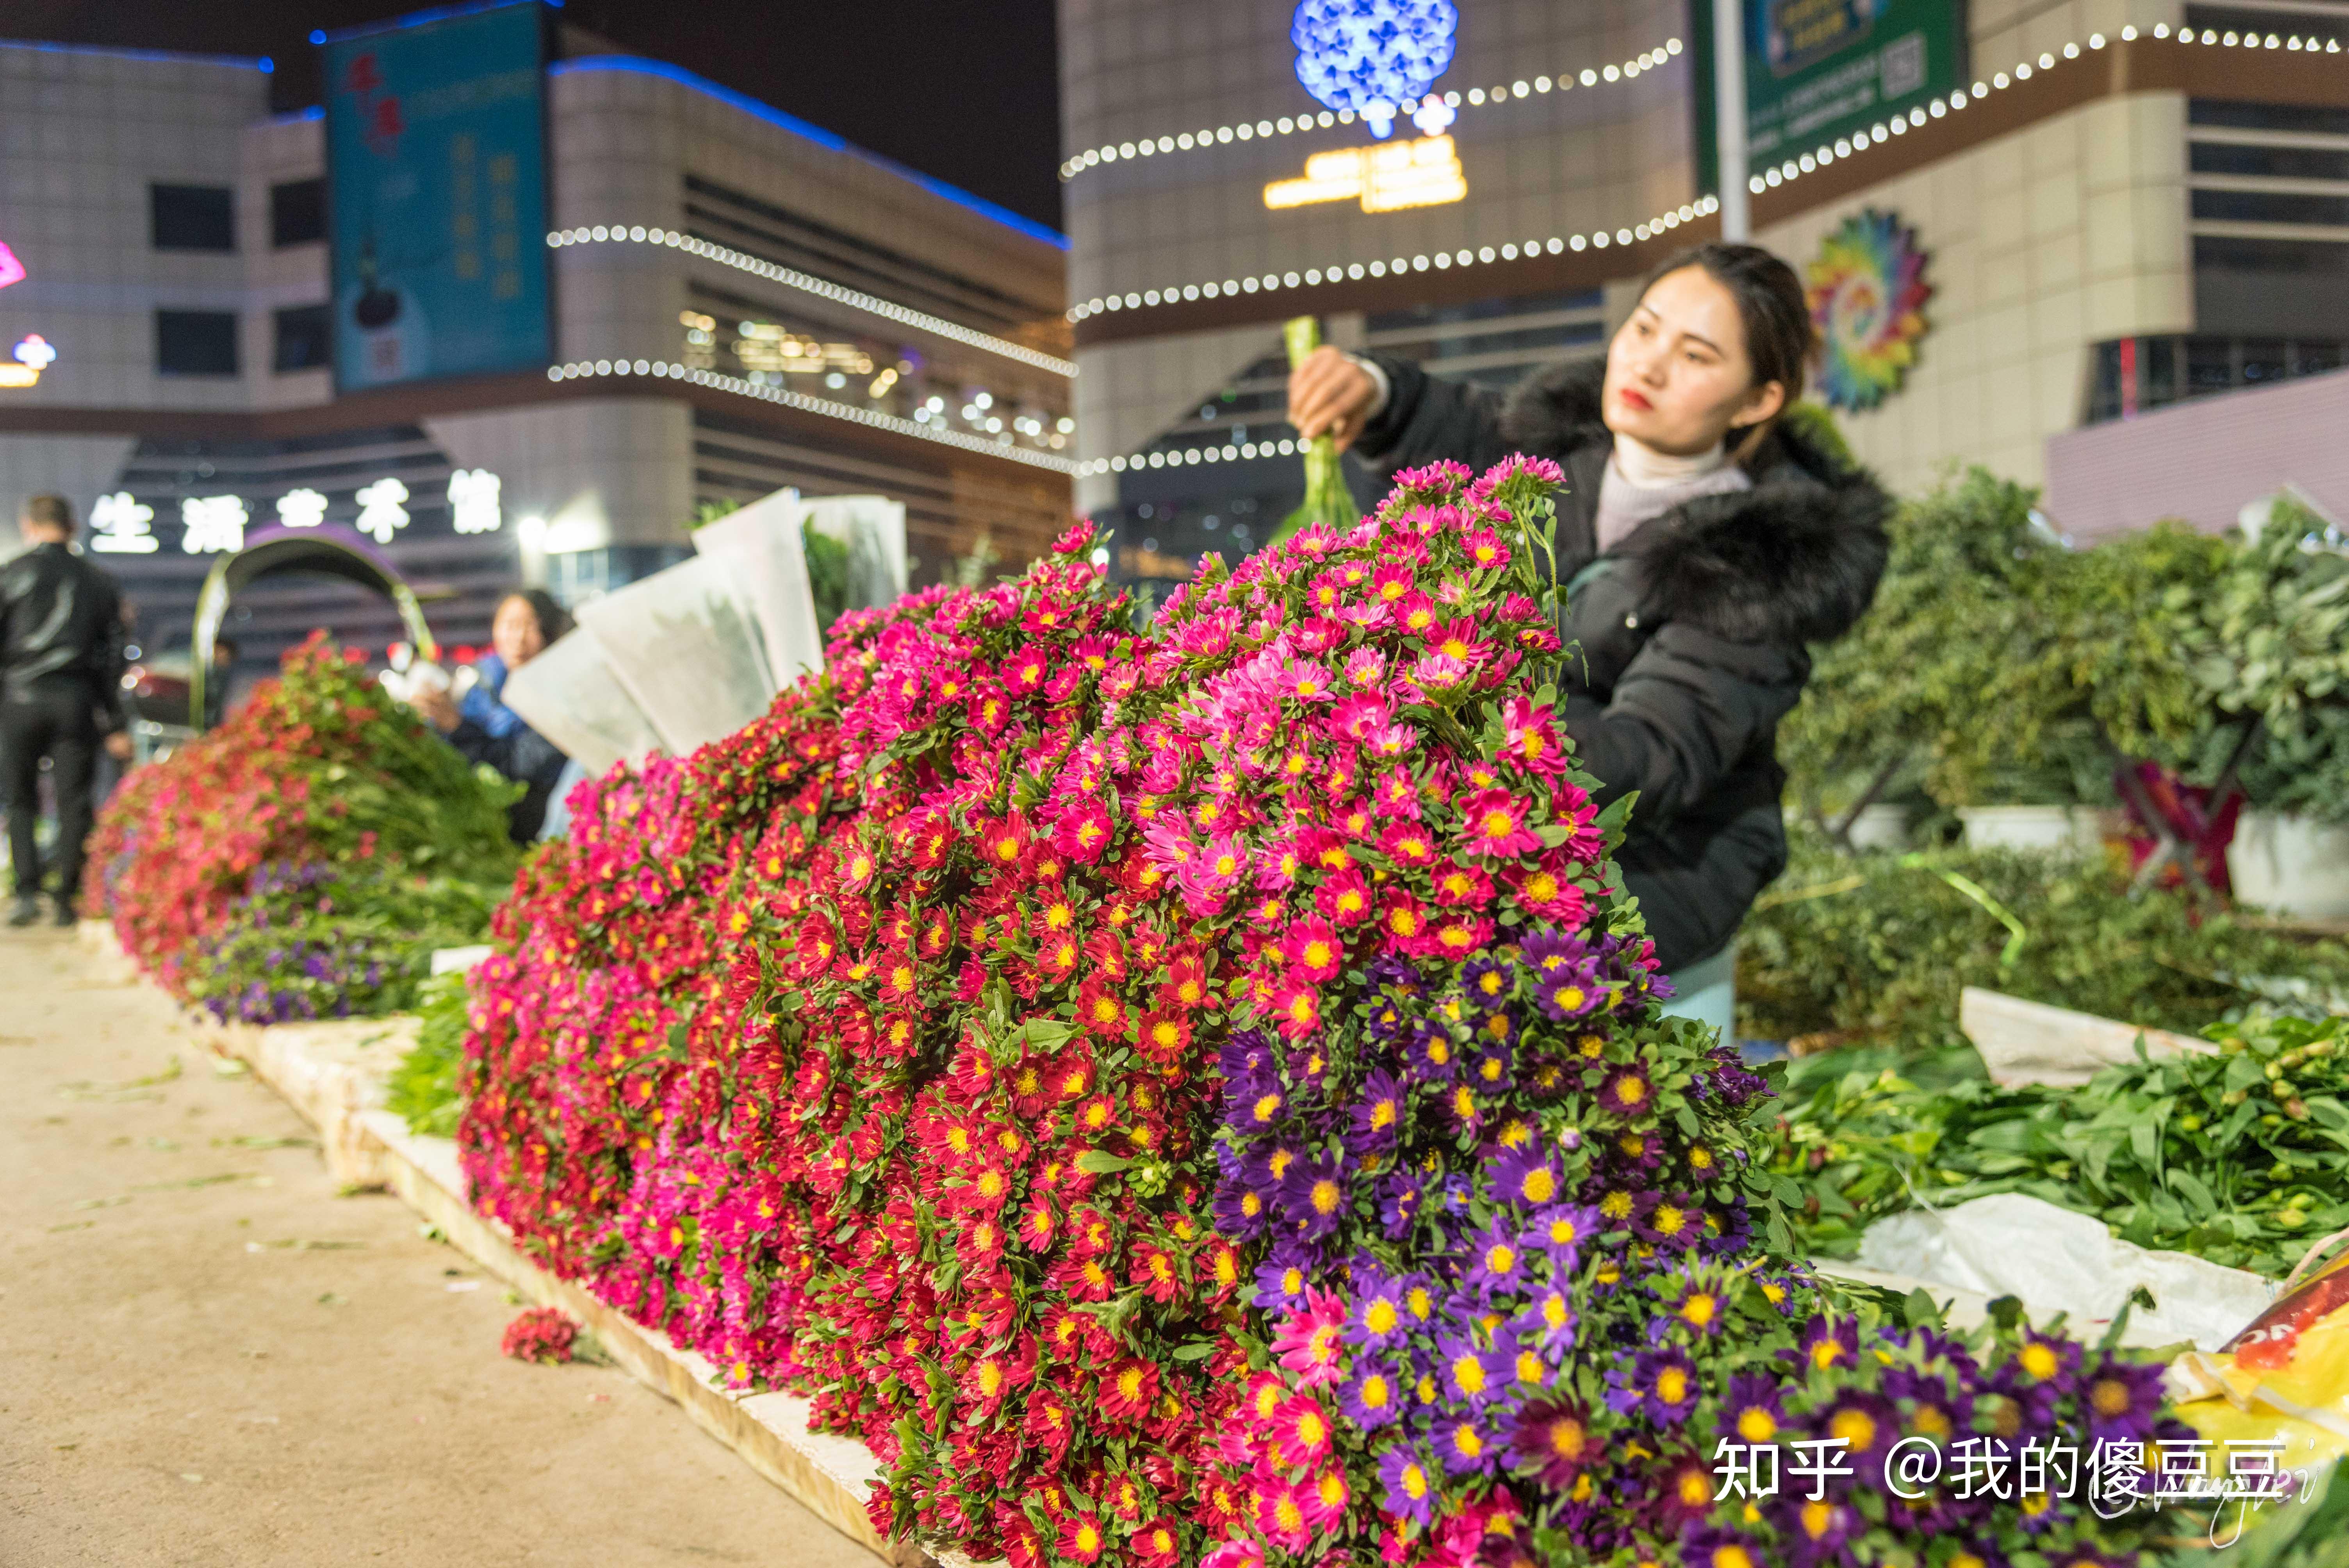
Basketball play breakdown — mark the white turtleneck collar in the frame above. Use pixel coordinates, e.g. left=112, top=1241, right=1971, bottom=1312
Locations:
left=1610, top=432, right=1732, bottom=488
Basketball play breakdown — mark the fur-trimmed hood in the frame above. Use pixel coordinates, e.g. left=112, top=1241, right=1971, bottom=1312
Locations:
left=1498, top=357, right=1891, bottom=647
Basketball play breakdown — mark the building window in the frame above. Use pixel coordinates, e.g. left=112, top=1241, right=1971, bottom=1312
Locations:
left=270, top=179, right=326, bottom=247
left=273, top=304, right=331, bottom=372
left=150, top=184, right=235, bottom=252
left=2087, top=334, right=2347, bottom=422
left=156, top=310, right=240, bottom=376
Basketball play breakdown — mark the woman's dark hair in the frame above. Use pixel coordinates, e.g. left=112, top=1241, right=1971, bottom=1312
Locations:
left=1640, top=241, right=1816, bottom=463
left=501, top=587, right=574, bottom=646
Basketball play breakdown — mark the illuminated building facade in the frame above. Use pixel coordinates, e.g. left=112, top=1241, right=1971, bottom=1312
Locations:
left=0, top=11, right=1071, bottom=666
left=1059, top=0, right=2349, bottom=585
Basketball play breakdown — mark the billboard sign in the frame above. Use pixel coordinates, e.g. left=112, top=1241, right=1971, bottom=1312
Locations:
left=1693, top=0, right=1967, bottom=182
left=323, top=2, right=551, bottom=392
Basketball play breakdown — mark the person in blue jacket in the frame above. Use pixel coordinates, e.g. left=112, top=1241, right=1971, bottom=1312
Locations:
left=414, top=589, right=577, bottom=843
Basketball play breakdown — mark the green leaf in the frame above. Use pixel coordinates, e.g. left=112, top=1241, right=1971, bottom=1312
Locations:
left=1075, top=1151, right=1135, bottom=1175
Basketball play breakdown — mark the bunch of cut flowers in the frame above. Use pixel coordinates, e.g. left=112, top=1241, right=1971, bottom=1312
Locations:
left=458, top=460, right=2206, bottom=1568
left=87, top=632, right=519, bottom=1015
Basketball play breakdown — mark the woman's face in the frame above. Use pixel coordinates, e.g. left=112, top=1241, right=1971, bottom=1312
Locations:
left=1601, top=265, right=1787, bottom=456
left=492, top=595, right=548, bottom=670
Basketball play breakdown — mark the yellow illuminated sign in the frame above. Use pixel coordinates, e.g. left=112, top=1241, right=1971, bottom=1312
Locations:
left=1264, top=135, right=1467, bottom=215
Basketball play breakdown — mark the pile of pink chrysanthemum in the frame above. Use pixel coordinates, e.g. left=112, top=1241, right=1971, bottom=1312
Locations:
left=460, top=459, right=2184, bottom=1568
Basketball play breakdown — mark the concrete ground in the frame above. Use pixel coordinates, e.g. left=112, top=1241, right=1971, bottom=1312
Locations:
left=0, top=924, right=878, bottom=1568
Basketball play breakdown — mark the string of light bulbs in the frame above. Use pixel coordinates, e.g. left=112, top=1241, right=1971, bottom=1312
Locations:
left=543, top=357, right=1083, bottom=475
left=1745, top=25, right=2344, bottom=200
left=547, top=226, right=1078, bottom=378
left=1060, top=37, right=1684, bottom=182
left=1071, top=23, right=2347, bottom=330
left=1067, top=194, right=1721, bottom=324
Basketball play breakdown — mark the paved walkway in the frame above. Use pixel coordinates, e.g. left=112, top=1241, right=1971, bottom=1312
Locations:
left=0, top=926, right=877, bottom=1567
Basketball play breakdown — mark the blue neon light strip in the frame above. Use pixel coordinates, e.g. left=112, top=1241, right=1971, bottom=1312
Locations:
left=551, top=55, right=1069, bottom=251
left=0, top=36, right=269, bottom=71
left=318, top=0, right=558, bottom=46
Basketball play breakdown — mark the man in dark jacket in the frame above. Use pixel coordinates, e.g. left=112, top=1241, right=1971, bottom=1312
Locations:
left=2, top=494, right=133, bottom=926
left=1340, top=352, right=1891, bottom=978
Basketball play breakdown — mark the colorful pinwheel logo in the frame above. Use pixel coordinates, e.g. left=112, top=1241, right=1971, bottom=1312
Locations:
left=1807, top=208, right=1932, bottom=411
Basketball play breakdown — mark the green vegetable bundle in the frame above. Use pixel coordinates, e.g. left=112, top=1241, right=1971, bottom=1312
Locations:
left=1738, top=829, right=2349, bottom=1052
left=1773, top=1011, right=2349, bottom=1278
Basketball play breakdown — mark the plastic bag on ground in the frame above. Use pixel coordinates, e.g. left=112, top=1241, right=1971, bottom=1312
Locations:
left=1856, top=1192, right=2276, bottom=1351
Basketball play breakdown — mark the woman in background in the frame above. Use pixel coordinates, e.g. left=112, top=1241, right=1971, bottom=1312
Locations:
left=1289, top=242, right=1891, bottom=1035
left=414, top=589, right=575, bottom=843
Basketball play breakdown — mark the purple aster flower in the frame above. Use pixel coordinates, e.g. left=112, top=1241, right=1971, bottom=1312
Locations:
left=1434, top=1328, right=1504, bottom=1409
left=1771, top=1493, right=1857, bottom=1567
left=1280, top=1151, right=1351, bottom=1240
left=1528, top=1202, right=1602, bottom=1263
left=1459, top=955, right=1513, bottom=1011
left=1595, top=1064, right=1654, bottom=1117
left=1634, top=1347, right=1699, bottom=1425
left=1681, top=1525, right=1771, bottom=1568
left=1659, top=1274, right=1731, bottom=1338
left=1813, top=1392, right=1899, bottom=1486
left=1512, top=1283, right=1578, bottom=1355
left=1228, top=1072, right=1289, bottom=1133
left=1489, top=1141, right=1565, bottom=1209
left=1347, top=1068, right=1405, bottom=1151
left=1365, top=991, right=1409, bottom=1039
left=1346, top=1265, right=1412, bottom=1348
left=1363, top=953, right=1419, bottom=993
left=1376, top=1445, right=1438, bottom=1523
left=1529, top=957, right=1608, bottom=1022
left=1463, top=1043, right=1514, bottom=1096
left=2077, top=1356, right=2165, bottom=1445
left=1251, top=1253, right=1313, bottom=1314
left=1378, top=1169, right=1427, bottom=1239
left=1338, top=1354, right=1405, bottom=1430
left=1404, top=1019, right=1459, bottom=1081
left=1432, top=1408, right=1500, bottom=1475
left=1211, top=1176, right=1274, bottom=1240
left=1633, top=1190, right=1703, bottom=1251
left=1462, top=1221, right=1531, bottom=1301
left=1719, top=1372, right=1787, bottom=1447
left=1219, top=1027, right=1275, bottom=1082
left=1786, top=1316, right=1861, bottom=1377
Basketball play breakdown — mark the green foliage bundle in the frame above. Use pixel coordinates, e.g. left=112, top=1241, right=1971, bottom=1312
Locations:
left=1787, top=475, right=2349, bottom=827
left=387, top=971, right=472, bottom=1138
left=1737, top=830, right=2349, bottom=1051
left=1769, top=1012, right=2349, bottom=1279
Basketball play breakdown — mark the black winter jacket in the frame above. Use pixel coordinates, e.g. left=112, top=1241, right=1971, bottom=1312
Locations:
left=0, top=541, right=129, bottom=729
left=1353, top=354, right=1891, bottom=973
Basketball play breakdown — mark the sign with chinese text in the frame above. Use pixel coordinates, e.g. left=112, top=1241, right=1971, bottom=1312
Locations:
left=1691, top=0, right=1965, bottom=179
left=323, top=2, right=551, bottom=392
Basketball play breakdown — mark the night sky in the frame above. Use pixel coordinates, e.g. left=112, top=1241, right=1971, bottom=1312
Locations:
left=9, top=0, right=1068, bottom=233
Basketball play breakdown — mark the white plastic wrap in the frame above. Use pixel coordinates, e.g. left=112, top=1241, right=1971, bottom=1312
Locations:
left=804, top=495, right=909, bottom=610
left=1855, top=1193, right=2276, bottom=1351
left=574, top=554, right=776, bottom=756
left=497, top=627, right=665, bottom=777
left=690, top=487, right=825, bottom=685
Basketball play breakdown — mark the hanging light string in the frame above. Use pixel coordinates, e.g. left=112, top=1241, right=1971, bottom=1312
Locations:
left=548, top=226, right=1078, bottom=378
left=1060, top=37, right=1684, bottom=182
left=1069, top=25, right=2345, bottom=330
left=1069, top=195, right=1722, bottom=324
left=1749, top=25, right=2342, bottom=200
left=544, top=358, right=1083, bottom=475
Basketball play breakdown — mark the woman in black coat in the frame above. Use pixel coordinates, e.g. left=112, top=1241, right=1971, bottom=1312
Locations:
left=1290, top=242, right=1891, bottom=1017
